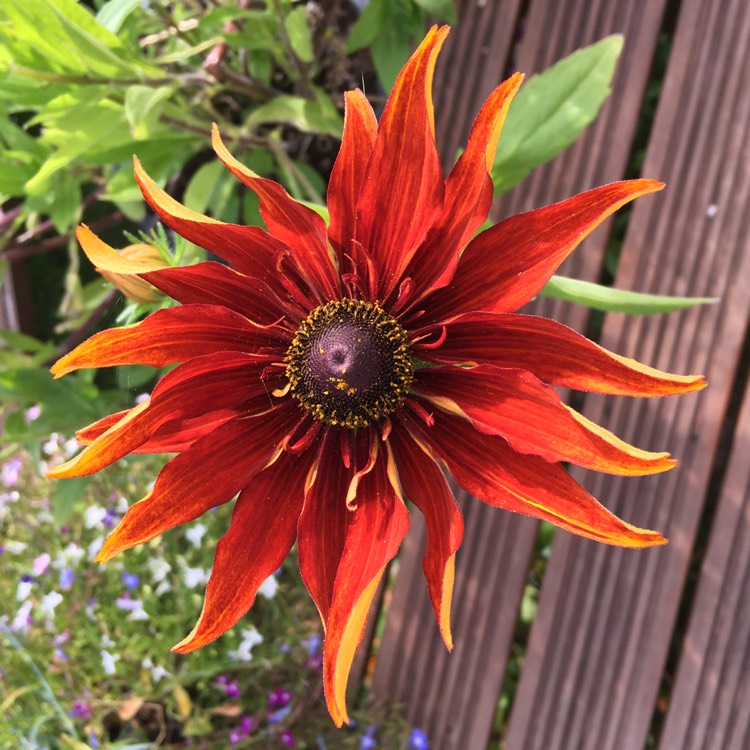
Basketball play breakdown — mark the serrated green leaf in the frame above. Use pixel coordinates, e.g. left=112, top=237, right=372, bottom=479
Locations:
left=284, top=6, right=314, bottom=63
left=540, top=275, right=718, bottom=314
left=493, top=36, right=623, bottom=195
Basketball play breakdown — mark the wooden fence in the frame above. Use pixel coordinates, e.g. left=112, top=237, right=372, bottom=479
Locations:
left=364, top=0, right=750, bottom=748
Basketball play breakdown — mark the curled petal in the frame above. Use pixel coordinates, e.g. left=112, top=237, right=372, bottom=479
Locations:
left=51, top=305, right=279, bottom=378
left=211, top=125, right=339, bottom=301
left=173, top=451, right=311, bottom=652
left=405, top=410, right=666, bottom=548
left=423, top=180, right=664, bottom=323
left=95, top=406, right=299, bottom=562
left=327, top=89, right=378, bottom=268
left=324, top=447, right=409, bottom=725
left=414, top=365, right=676, bottom=475
left=133, top=157, right=288, bottom=281
left=406, top=73, right=524, bottom=300
left=355, top=26, right=448, bottom=300
left=388, top=426, right=463, bottom=649
left=49, top=352, right=274, bottom=478
left=422, top=312, right=706, bottom=396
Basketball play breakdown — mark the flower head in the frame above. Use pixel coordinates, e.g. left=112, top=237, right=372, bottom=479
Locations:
left=48, top=26, right=704, bottom=726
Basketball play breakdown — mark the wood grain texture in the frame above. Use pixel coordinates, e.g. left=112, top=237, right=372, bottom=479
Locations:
left=660, top=371, right=750, bottom=750
left=370, top=0, right=669, bottom=747
left=505, top=0, right=750, bottom=746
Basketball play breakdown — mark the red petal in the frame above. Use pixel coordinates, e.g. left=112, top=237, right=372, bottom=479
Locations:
left=388, top=426, right=463, bottom=649
left=323, top=444, right=409, bottom=726
left=404, top=410, right=665, bottom=548
left=355, top=26, right=448, bottom=301
left=95, top=405, right=299, bottom=562
left=327, top=90, right=378, bottom=269
left=173, top=451, right=311, bottom=652
left=211, top=125, right=339, bottom=301
left=134, top=157, right=288, bottom=282
left=423, top=180, right=664, bottom=323
left=51, top=304, right=280, bottom=378
left=142, top=262, right=296, bottom=327
left=414, top=365, right=676, bottom=475
left=406, top=73, right=524, bottom=301
left=49, top=352, right=276, bottom=478
left=420, top=312, right=706, bottom=396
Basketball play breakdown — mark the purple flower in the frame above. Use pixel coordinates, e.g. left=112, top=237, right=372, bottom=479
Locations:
left=60, top=568, right=76, bottom=590
left=121, top=571, right=140, bottom=589
left=240, top=716, right=255, bottom=734
left=359, top=726, right=378, bottom=749
left=268, top=687, right=291, bottom=711
left=408, top=729, right=429, bottom=750
left=268, top=705, right=292, bottom=725
left=302, top=633, right=321, bottom=656
left=69, top=701, right=92, bottom=719
left=279, top=730, right=296, bottom=747
left=2, top=458, right=22, bottom=487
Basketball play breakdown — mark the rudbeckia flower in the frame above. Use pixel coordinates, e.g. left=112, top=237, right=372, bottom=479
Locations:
left=48, top=26, right=705, bottom=725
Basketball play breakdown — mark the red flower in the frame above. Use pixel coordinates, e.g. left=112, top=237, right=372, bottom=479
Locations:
left=49, top=26, right=705, bottom=725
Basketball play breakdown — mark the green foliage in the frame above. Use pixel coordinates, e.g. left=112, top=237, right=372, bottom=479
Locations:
left=541, top=275, right=718, bottom=314
left=346, top=0, right=457, bottom=90
left=492, top=36, right=624, bottom=194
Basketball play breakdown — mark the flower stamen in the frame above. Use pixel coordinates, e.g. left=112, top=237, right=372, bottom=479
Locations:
left=285, top=299, right=413, bottom=428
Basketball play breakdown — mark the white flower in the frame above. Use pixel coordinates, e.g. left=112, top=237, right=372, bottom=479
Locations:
left=38, top=591, right=63, bottom=620
left=16, top=581, right=33, bottom=602
left=84, top=506, right=108, bottom=529
left=53, top=543, right=85, bottom=569
left=116, top=596, right=149, bottom=621
left=182, top=565, right=208, bottom=588
left=115, top=495, right=130, bottom=514
left=257, top=575, right=278, bottom=599
left=88, top=536, right=105, bottom=560
left=143, top=657, right=172, bottom=683
left=101, top=649, right=120, bottom=675
left=229, top=627, right=263, bottom=662
left=185, top=523, right=207, bottom=548
left=62, top=438, right=79, bottom=459
left=42, top=434, right=60, bottom=456
left=25, top=405, right=41, bottom=422
left=147, top=556, right=171, bottom=583
left=4, top=540, right=27, bottom=555
left=11, top=601, right=33, bottom=633
left=154, top=580, right=172, bottom=597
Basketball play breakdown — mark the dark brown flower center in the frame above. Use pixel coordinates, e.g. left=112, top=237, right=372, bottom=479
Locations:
left=285, top=299, right=413, bottom=428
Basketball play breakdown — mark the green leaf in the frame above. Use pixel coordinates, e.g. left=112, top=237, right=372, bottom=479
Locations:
left=245, top=91, right=343, bottom=138
left=95, top=0, right=142, bottom=33
left=540, top=275, right=718, bottom=314
left=284, top=6, right=314, bottom=63
left=368, top=0, right=424, bottom=91
left=183, top=160, right=225, bottom=216
left=52, top=476, right=91, bottom=528
left=346, top=0, right=385, bottom=54
left=492, top=35, right=623, bottom=195
left=412, top=0, right=457, bottom=24
left=124, top=85, right=175, bottom=138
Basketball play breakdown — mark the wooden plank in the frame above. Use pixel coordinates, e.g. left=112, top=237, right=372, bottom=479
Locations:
left=370, top=1, right=669, bottom=747
left=660, top=361, right=750, bottom=750
left=505, top=0, right=750, bottom=746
